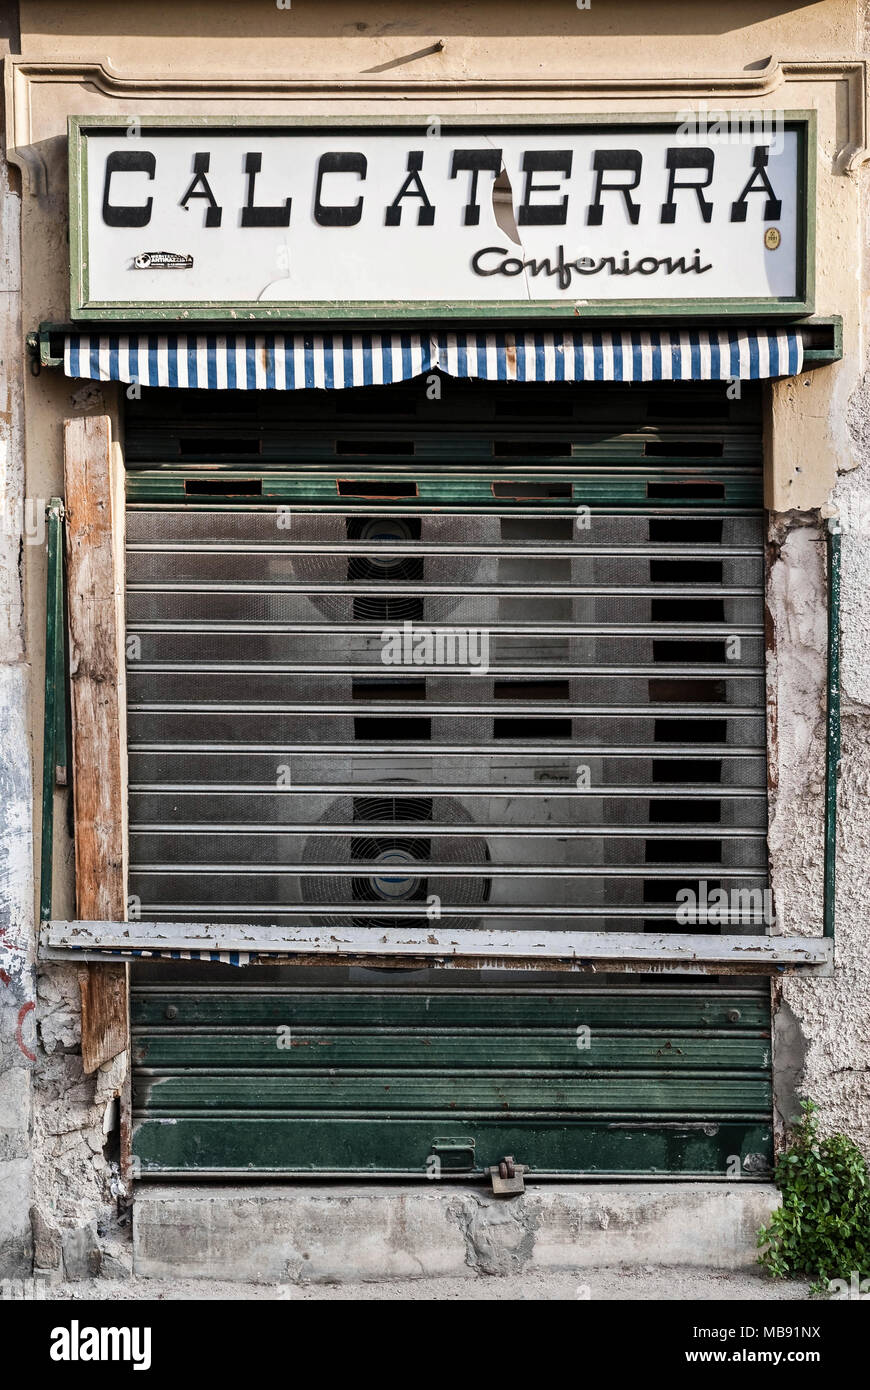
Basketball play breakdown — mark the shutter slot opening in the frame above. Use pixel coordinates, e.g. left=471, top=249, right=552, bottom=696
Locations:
left=184, top=479, right=263, bottom=496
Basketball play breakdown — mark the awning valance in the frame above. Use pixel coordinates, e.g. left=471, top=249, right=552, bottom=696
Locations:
left=61, top=328, right=804, bottom=390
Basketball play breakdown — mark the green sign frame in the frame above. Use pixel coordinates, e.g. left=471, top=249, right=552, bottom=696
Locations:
left=68, top=112, right=816, bottom=323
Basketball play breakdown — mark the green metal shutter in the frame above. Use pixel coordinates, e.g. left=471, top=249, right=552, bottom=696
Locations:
left=126, top=379, right=772, bottom=1179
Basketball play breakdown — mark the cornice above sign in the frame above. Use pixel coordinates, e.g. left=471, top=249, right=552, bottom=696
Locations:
left=68, top=114, right=815, bottom=321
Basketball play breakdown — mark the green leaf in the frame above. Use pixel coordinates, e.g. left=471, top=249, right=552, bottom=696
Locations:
left=757, top=1097, right=870, bottom=1287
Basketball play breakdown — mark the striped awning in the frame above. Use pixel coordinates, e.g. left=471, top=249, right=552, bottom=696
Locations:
left=62, top=328, right=803, bottom=390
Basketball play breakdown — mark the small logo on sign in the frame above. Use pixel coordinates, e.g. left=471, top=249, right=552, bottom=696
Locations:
left=133, top=251, right=194, bottom=269
left=764, top=227, right=781, bottom=251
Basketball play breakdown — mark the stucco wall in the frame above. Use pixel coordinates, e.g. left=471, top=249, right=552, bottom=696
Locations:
left=13, top=0, right=861, bottom=75
left=0, top=72, right=34, bottom=1277
left=1, top=0, right=868, bottom=1276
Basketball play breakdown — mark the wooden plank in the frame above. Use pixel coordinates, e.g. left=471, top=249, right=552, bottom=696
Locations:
left=80, top=964, right=128, bottom=1074
left=119, top=1054, right=134, bottom=1186
left=64, top=416, right=129, bottom=1074
left=44, top=919, right=834, bottom=974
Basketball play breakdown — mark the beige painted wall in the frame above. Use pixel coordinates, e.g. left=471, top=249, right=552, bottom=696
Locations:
left=15, top=0, right=862, bottom=74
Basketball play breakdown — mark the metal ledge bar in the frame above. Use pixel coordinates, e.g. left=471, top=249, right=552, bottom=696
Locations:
left=128, top=704, right=764, bottom=716
left=139, top=1075, right=770, bottom=1088
left=125, top=795, right=761, bottom=806
left=127, top=542, right=762, bottom=557
left=128, top=745, right=765, bottom=757
left=125, top=464, right=756, bottom=475
left=128, top=818, right=766, bottom=837
left=126, top=582, right=763, bottom=596
left=128, top=504, right=764, bottom=518
left=112, top=905, right=775, bottom=919
left=129, top=1026, right=759, bottom=1037
left=41, top=920, right=833, bottom=975
left=128, top=864, right=766, bottom=878
left=128, top=623, right=766, bottom=637
left=109, top=1168, right=775, bottom=1180
left=132, top=664, right=765, bottom=677
left=128, top=984, right=771, bottom=997
left=129, top=817, right=765, bottom=830
left=127, top=465, right=761, bottom=475
left=129, top=786, right=766, bottom=799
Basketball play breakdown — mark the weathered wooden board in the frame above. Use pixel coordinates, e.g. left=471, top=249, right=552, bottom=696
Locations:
left=43, top=918, right=833, bottom=974
left=80, top=964, right=128, bottom=1075
left=63, top=415, right=129, bottom=1076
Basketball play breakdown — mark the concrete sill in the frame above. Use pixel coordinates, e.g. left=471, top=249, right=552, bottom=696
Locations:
left=133, top=1182, right=780, bottom=1281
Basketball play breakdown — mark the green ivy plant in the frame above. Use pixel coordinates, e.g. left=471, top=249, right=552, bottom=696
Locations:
left=757, top=1099, right=870, bottom=1294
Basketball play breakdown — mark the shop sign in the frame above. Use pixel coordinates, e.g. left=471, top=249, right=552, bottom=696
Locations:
left=69, top=115, right=814, bottom=320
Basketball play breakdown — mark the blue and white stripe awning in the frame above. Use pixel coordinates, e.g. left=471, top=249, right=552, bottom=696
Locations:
left=62, top=328, right=803, bottom=390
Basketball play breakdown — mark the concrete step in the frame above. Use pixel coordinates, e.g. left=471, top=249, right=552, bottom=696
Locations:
left=133, top=1183, right=779, bottom=1283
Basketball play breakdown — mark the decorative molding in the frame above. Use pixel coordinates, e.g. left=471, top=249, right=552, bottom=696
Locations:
left=5, top=55, right=868, bottom=193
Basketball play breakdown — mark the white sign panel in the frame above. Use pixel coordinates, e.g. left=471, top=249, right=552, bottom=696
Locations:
left=69, top=117, right=813, bottom=320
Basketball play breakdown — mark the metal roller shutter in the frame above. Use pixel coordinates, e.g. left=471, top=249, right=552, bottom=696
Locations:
left=126, top=379, right=772, bottom=1180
